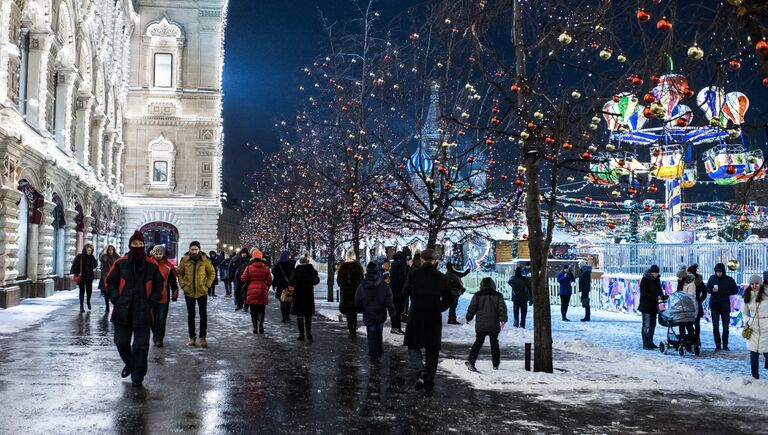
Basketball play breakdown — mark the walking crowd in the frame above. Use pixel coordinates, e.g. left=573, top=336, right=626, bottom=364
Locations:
left=71, top=231, right=768, bottom=390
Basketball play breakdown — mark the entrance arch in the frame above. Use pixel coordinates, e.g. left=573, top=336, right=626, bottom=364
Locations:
left=139, top=222, right=179, bottom=264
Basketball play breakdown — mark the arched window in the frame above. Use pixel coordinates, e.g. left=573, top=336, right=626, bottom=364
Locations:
left=144, top=18, right=184, bottom=90
left=147, top=135, right=176, bottom=189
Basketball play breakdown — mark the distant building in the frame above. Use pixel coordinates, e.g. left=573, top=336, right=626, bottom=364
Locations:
left=0, top=0, right=227, bottom=308
left=217, top=203, right=242, bottom=255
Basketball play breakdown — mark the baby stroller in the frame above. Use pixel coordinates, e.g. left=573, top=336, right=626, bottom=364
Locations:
left=657, top=292, right=700, bottom=356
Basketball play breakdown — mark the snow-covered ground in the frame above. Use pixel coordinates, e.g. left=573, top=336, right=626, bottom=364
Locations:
left=0, top=290, right=79, bottom=337
left=314, top=274, right=766, bottom=406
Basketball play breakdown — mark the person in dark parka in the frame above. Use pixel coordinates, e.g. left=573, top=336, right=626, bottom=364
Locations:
left=639, top=265, right=665, bottom=350
left=507, top=267, right=531, bottom=328
left=578, top=260, right=593, bottom=322
left=466, top=277, right=508, bottom=371
left=389, top=250, right=410, bottom=334
left=71, top=243, right=98, bottom=312
left=706, top=263, right=739, bottom=350
left=403, top=249, right=452, bottom=397
left=687, top=264, right=708, bottom=346
left=106, top=231, right=164, bottom=387
left=291, top=253, right=320, bottom=341
left=98, top=245, right=119, bottom=313
left=556, top=265, right=575, bottom=321
left=446, top=262, right=471, bottom=325
left=272, top=251, right=295, bottom=323
left=355, top=262, right=395, bottom=364
left=229, top=248, right=250, bottom=311
left=337, top=250, right=365, bottom=339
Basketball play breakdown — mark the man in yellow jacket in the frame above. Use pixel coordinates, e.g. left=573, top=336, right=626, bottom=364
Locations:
left=177, top=241, right=216, bottom=347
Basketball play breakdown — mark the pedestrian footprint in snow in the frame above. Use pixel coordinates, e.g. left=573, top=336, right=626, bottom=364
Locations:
left=466, top=278, right=507, bottom=372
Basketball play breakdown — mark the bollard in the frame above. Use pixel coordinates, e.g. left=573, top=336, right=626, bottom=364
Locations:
left=525, top=342, right=532, bottom=371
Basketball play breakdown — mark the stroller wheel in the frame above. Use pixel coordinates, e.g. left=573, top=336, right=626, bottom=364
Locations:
left=678, top=346, right=686, bottom=357
left=694, top=345, right=701, bottom=356
left=659, top=342, right=666, bottom=354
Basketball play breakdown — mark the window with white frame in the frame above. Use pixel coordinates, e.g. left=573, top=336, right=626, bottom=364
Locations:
left=153, top=53, right=173, bottom=88
left=147, top=135, right=175, bottom=188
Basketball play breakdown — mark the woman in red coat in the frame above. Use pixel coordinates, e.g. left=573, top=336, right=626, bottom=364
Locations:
left=241, top=249, right=273, bottom=334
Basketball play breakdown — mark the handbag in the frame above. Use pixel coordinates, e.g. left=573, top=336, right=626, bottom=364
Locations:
left=278, top=264, right=294, bottom=303
left=743, top=301, right=760, bottom=339
left=73, top=255, right=83, bottom=284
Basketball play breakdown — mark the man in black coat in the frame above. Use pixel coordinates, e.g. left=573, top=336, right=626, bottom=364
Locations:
left=229, top=248, right=249, bottom=311
left=638, top=265, right=664, bottom=350
left=706, top=263, right=739, bottom=350
left=106, top=231, right=164, bottom=387
left=578, top=261, right=593, bottom=322
left=403, top=249, right=451, bottom=397
left=389, top=250, right=410, bottom=335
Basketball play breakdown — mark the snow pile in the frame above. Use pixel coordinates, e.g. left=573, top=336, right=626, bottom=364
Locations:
left=0, top=290, right=79, bottom=336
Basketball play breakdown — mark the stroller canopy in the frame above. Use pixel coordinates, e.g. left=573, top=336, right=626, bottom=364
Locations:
left=662, top=292, right=698, bottom=324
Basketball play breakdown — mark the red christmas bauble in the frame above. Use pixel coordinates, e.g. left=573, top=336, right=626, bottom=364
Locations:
left=636, top=8, right=651, bottom=22
left=676, top=118, right=688, bottom=127
left=656, top=17, right=672, bottom=32
left=729, top=59, right=741, bottom=70
left=726, top=165, right=737, bottom=175
left=562, top=141, right=574, bottom=150
left=757, top=40, right=768, bottom=56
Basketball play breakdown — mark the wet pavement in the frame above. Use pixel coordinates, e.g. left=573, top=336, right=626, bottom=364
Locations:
left=1, top=290, right=767, bottom=434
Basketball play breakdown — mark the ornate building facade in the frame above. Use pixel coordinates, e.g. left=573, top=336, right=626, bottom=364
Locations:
left=0, top=0, right=226, bottom=308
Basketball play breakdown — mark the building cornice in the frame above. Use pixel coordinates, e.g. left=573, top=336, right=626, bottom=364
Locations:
left=123, top=117, right=220, bottom=126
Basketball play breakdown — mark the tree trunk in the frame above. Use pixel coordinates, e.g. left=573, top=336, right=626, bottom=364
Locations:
left=525, top=153, right=553, bottom=373
left=427, top=229, right=438, bottom=250
left=352, top=217, right=361, bottom=261
left=327, top=225, right=337, bottom=302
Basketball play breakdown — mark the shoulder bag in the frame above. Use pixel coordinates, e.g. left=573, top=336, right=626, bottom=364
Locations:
left=73, top=255, right=83, bottom=284
left=279, top=264, right=294, bottom=303
left=743, top=301, right=760, bottom=339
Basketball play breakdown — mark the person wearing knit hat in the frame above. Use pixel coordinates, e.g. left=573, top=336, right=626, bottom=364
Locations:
left=291, top=252, right=320, bottom=341
left=105, top=229, right=164, bottom=387
left=148, top=244, right=178, bottom=348
left=685, top=264, right=707, bottom=347
left=706, top=263, right=739, bottom=350
left=229, top=247, right=251, bottom=311
left=240, top=247, right=272, bottom=335
left=639, top=265, right=664, bottom=350
left=556, top=265, right=575, bottom=321
left=337, top=250, right=365, bottom=340
left=71, top=242, right=97, bottom=312
left=177, top=239, right=216, bottom=347
left=466, top=277, right=507, bottom=371
left=355, top=261, right=395, bottom=364
left=272, top=251, right=295, bottom=322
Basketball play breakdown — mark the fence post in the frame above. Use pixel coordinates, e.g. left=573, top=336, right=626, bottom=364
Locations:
left=525, top=342, right=532, bottom=371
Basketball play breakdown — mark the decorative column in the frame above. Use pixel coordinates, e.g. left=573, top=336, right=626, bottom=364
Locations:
left=33, top=199, right=55, bottom=297
left=90, top=110, right=106, bottom=179
left=73, top=92, right=93, bottom=164
left=114, top=143, right=125, bottom=189
left=0, top=185, right=22, bottom=307
left=53, top=67, right=77, bottom=151
left=103, top=129, right=116, bottom=187
left=62, top=206, right=78, bottom=290
left=24, top=30, right=52, bottom=130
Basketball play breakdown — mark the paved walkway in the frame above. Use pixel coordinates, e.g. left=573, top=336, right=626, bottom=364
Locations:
left=0, top=287, right=765, bottom=434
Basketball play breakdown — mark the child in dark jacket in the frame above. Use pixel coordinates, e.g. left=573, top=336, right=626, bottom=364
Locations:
left=355, top=262, right=396, bottom=364
left=466, top=277, right=508, bottom=371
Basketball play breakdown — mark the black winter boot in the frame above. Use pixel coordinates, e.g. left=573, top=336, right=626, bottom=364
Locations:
left=258, top=312, right=265, bottom=334
left=306, top=316, right=313, bottom=341
left=297, top=317, right=305, bottom=341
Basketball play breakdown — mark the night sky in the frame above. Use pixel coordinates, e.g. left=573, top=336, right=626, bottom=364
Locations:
left=221, top=0, right=417, bottom=204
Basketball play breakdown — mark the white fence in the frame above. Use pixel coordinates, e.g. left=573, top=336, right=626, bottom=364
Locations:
left=461, top=272, right=602, bottom=309
left=604, top=242, right=768, bottom=284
